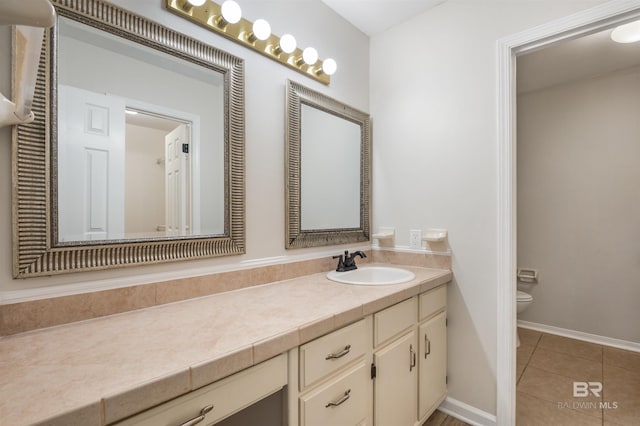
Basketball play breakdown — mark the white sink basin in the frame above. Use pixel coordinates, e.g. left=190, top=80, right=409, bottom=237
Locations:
left=326, top=266, right=415, bottom=286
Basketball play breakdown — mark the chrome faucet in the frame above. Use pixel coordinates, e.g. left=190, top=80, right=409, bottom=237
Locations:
left=333, top=250, right=367, bottom=272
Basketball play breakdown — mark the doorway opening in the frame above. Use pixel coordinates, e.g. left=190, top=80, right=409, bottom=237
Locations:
left=124, top=109, right=193, bottom=238
left=496, top=3, right=640, bottom=425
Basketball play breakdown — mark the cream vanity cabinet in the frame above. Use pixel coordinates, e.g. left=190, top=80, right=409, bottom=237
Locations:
left=112, top=286, right=446, bottom=426
left=296, top=318, right=373, bottom=426
left=289, top=284, right=447, bottom=426
left=373, top=297, right=418, bottom=426
left=418, top=286, right=448, bottom=420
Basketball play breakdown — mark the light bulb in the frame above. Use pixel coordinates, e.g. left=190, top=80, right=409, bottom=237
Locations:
left=280, top=34, right=297, bottom=54
left=252, top=19, right=271, bottom=41
left=611, top=20, right=640, bottom=43
left=322, top=58, right=337, bottom=75
left=221, top=0, right=242, bottom=24
left=302, top=47, right=318, bottom=65
left=187, top=0, right=206, bottom=6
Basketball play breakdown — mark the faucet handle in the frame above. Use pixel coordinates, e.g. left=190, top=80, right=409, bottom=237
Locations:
left=333, top=253, right=345, bottom=272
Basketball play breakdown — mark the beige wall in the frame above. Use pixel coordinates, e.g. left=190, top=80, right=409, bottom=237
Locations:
left=125, top=124, right=166, bottom=234
left=0, top=0, right=369, bottom=296
left=517, top=66, right=640, bottom=343
left=370, top=0, right=608, bottom=415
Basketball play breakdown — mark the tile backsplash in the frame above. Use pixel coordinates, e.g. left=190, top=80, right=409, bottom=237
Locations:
left=0, top=250, right=450, bottom=336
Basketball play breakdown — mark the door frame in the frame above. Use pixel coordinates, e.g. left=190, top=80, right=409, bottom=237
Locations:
left=495, top=1, right=640, bottom=424
left=125, top=98, right=201, bottom=233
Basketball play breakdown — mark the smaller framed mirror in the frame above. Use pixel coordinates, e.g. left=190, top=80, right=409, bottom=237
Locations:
left=285, top=80, right=371, bottom=248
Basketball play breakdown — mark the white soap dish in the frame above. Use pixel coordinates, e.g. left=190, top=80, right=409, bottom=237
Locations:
left=372, top=232, right=394, bottom=240
left=422, top=229, right=447, bottom=242
left=372, top=227, right=395, bottom=247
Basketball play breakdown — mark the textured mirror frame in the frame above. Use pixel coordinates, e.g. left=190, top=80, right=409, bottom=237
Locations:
left=12, top=0, right=245, bottom=278
left=285, top=80, right=371, bottom=249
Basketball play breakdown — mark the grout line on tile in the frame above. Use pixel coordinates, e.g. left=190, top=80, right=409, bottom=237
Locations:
left=527, top=362, right=601, bottom=384
left=540, top=346, right=604, bottom=364
left=518, top=330, right=618, bottom=425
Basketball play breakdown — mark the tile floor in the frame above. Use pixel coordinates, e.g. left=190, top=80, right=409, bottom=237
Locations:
left=423, top=410, right=470, bottom=426
left=517, top=327, right=640, bottom=425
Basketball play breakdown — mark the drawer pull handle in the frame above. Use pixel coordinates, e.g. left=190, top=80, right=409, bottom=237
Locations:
left=325, top=344, right=351, bottom=360
left=410, top=344, right=416, bottom=372
left=178, top=404, right=214, bottom=426
left=425, top=334, right=431, bottom=359
left=325, top=389, right=351, bottom=408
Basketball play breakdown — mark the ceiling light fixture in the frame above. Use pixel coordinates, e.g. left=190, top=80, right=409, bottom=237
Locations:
left=220, top=0, right=241, bottom=24
left=211, top=0, right=241, bottom=28
left=165, top=0, right=334, bottom=84
left=278, top=34, right=296, bottom=54
left=248, top=18, right=271, bottom=43
left=321, top=58, right=337, bottom=76
left=611, top=19, right=640, bottom=43
left=302, top=47, right=318, bottom=65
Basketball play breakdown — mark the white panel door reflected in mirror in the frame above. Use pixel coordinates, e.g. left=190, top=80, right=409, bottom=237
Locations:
left=56, top=16, right=224, bottom=243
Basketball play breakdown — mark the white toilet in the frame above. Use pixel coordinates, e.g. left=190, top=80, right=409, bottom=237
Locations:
left=517, top=290, right=533, bottom=314
left=516, top=290, right=533, bottom=347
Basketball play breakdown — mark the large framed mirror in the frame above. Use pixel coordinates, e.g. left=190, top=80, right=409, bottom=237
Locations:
left=12, top=0, right=245, bottom=278
left=285, top=80, right=370, bottom=248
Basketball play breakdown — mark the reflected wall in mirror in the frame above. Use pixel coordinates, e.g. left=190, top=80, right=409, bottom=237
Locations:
left=12, top=0, right=246, bottom=278
left=285, top=80, right=370, bottom=249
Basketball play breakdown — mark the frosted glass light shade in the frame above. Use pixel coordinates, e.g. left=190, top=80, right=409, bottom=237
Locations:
left=253, top=19, right=271, bottom=40
left=221, top=0, right=241, bottom=24
left=280, top=34, right=296, bottom=54
left=302, top=47, right=318, bottom=65
left=611, top=20, right=640, bottom=43
left=187, top=0, right=206, bottom=6
left=322, top=58, right=337, bottom=75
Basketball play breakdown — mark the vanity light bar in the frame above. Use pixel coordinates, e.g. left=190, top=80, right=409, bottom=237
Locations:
left=165, top=0, right=332, bottom=85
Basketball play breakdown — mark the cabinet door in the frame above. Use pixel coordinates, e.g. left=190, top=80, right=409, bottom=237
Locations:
left=418, top=311, right=447, bottom=420
left=373, top=330, right=417, bottom=426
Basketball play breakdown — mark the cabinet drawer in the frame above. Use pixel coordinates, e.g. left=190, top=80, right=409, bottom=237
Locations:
left=300, top=319, right=367, bottom=390
left=374, top=297, right=417, bottom=347
left=419, top=285, right=447, bottom=321
left=299, top=361, right=370, bottom=426
left=113, top=354, right=286, bottom=426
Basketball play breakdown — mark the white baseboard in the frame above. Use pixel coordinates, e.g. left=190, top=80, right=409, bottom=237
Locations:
left=438, top=396, right=497, bottom=426
left=518, top=320, right=640, bottom=353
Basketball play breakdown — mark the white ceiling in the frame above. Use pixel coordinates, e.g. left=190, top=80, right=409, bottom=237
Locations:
left=318, top=2, right=640, bottom=93
left=321, top=0, right=446, bottom=36
left=126, top=112, right=181, bottom=132
left=517, top=26, right=640, bottom=93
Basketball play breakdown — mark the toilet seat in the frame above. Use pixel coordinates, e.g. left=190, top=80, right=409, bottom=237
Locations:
left=517, top=290, right=533, bottom=302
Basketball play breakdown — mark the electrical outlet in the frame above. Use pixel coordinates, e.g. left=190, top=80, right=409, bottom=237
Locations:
left=409, top=229, right=422, bottom=249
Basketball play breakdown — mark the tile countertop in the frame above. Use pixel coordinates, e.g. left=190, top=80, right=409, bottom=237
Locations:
left=0, top=264, right=452, bottom=426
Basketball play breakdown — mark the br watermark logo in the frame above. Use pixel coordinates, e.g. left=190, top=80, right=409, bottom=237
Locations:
left=573, top=381, right=602, bottom=397
left=557, top=382, right=619, bottom=410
